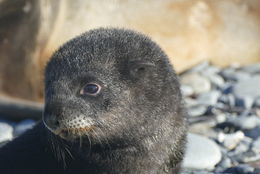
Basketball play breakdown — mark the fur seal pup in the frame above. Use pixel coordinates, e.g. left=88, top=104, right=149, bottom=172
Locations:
left=0, top=28, right=188, bottom=174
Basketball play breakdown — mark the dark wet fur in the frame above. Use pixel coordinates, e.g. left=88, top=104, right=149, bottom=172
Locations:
left=0, top=28, right=188, bottom=174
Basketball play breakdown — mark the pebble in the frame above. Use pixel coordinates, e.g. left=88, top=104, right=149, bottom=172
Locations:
left=189, top=121, right=217, bottom=138
left=0, top=122, right=13, bottom=143
left=254, top=168, right=260, bottom=174
left=181, top=85, right=194, bottom=97
left=233, top=151, right=260, bottom=163
left=242, top=63, right=260, bottom=74
left=244, top=126, right=260, bottom=139
left=221, top=68, right=251, bottom=81
left=233, top=75, right=260, bottom=99
left=252, top=137, right=260, bottom=154
left=217, top=157, right=232, bottom=168
left=13, top=119, right=36, bottom=137
left=181, top=73, right=211, bottom=95
left=232, top=137, right=252, bottom=154
left=255, top=99, right=260, bottom=107
left=189, top=61, right=210, bottom=73
left=231, top=115, right=260, bottom=130
left=218, top=131, right=244, bottom=150
left=223, top=164, right=254, bottom=174
left=205, top=74, right=225, bottom=88
left=183, top=133, right=221, bottom=170
left=197, top=90, right=221, bottom=106
left=188, top=105, right=208, bottom=117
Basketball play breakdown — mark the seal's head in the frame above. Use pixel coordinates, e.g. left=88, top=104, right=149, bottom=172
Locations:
left=43, top=28, right=185, bottom=147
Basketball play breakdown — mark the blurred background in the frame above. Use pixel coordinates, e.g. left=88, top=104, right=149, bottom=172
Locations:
left=0, top=0, right=260, bottom=102
left=0, top=0, right=260, bottom=173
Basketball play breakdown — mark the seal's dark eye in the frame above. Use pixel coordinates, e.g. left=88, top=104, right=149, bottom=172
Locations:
left=80, top=83, right=101, bottom=96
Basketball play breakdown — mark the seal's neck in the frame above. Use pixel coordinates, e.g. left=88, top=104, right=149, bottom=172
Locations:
left=77, top=135, right=171, bottom=174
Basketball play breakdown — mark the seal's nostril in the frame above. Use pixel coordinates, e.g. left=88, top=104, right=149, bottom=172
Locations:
left=43, top=115, right=60, bottom=132
left=54, top=119, right=60, bottom=127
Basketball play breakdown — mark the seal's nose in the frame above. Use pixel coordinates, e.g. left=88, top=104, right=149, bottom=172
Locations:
left=43, top=114, right=60, bottom=132
left=42, top=102, right=63, bottom=132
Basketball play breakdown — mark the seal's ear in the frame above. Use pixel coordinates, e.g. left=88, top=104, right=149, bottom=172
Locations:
left=128, top=60, right=155, bottom=78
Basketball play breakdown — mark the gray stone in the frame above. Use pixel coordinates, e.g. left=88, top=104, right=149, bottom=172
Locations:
left=0, top=122, right=13, bottom=143
left=233, top=151, right=260, bottom=163
left=181, top=85, right=194, bottom=97
left=242, top=63, right=260, bottom=74
left=183, top=133, right=221, bottom=170
left=243, top=96, right=255, bottom=109
left=13, top=119, right=36, bottom=137
left=192, top=171, right=213, bottom=174
left=205, top=74, right=225, bottom=88
left=189, top=61, right=210, bottom=73
left=220, top=68, right=237, bottom=81
left=233, top=137, right=252, bottom=154
left=215, top=113, right=227, bottom=123
left=221, top=68, right=251, bottom=81
left=204, top=66, right=221, bottom=75
left=231, top=115, right=260, bottom=130
left=181, top=73, right=211, bottom=95
left=184, top=98, right=198, bottom=107
left=197, top=90, right=221, bottom=106
left=234, top=71, right=251, bottom=81
left=224, top=164, right=254, bottom=174
left=188, top=105, right=207, bottom=117
left=255, top=98, right=260, bottom=107
left=218, top=157, right=232, bottom=168
left=252, top=137, right=260, bottom=154
left=245, top=126, right=260, bottom=139
left=233, top=75, right=260, bottom=99
left=189, top=121, right=217, bottom=138
left=254, top=168, right=260, bottom=174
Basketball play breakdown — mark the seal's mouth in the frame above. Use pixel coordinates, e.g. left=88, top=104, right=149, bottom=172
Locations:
left=52, top=126, right=96, bottom=140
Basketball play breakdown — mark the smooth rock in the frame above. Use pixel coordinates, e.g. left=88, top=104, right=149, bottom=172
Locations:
left=183, top=133, right=221, bottom=170
left=218, top=131, right=244, bottom=150
left=233, top=75, right=260, bottom=99
left=0, top=122, right=13, bottom=142
left=218, top=157, right=232, bottom=169
left=252, top=137, right=260, bottom=154
left=221, top=68, right=251, bottom=81
left=220, top=68, right=237, bottom=81
left=233, top=138, right=252, bottom=154
left=13, top=119, right=36, bottom=137
left=254, top=168, right=260, bottom=174
left=181, top=85, right=194, bottom=97
left=231, top=115, right=260, bottom=130
left=221, top=83, right=234, bottom=94
left=188, top=105, right=208, bottom=117
left=189, top=62, right=210, bottom=73
left=197, top=90, right=221, bottom=106
left=242, top=63, right=260, bottom=74
left=245, top=126, right=260, bottom=139
left=233, top=151, right=260, bottom=163
left=223, top=164, right=254, bottom=174
left=189, top=121, right=217, bottom=138
left=181, top=73, right=211, bottom=95
left=255, top=99, right=260, bottom=107
left=205, top=73, right=225, bottom=88
left=215, top=113, right=226, bottom=123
